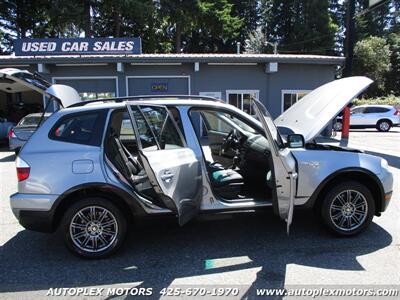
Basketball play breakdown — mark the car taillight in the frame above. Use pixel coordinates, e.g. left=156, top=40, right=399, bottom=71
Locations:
left=16, top=157, right=30, bottom=182
left=394, top=110, right=400, bottom=116
left=8, top=128, right=16, bottom=139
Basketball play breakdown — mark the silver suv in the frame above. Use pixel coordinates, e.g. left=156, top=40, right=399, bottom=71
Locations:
left=3, top=69, right=394, bottom=259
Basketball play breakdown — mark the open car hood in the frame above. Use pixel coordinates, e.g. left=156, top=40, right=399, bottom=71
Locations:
left=274, top=76, right=373, bottom=142
left=0, top=68, right=81, bottom=108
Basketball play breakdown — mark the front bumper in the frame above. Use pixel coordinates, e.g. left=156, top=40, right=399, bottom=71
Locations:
left=10, top=193, right=59, bottom=232
left=377, top=166, right=394, bottom=213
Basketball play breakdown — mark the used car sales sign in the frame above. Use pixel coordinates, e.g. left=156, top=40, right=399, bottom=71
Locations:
left=14, top=38, right=142, bottom=56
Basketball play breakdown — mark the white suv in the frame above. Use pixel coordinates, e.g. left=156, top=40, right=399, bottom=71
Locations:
left=334, top=105, right=400, bottom=132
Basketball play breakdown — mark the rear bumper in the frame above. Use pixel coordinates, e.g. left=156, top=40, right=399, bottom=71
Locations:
left=10, top=193, right=58, bottom=232
left=14, top=209, right=54, bottom=232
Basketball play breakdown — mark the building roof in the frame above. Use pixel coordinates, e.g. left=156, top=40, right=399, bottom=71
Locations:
left=0, top=53, right=345, bottom=65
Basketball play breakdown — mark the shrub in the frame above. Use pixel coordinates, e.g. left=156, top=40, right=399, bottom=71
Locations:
left=353, top=95, right=400, bottom=106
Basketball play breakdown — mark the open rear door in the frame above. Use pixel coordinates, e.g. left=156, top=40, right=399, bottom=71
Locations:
left=252, top=99, right=297, bottom=233
left=126, top=102, right=202, bottom=225
left=0, top=68, right=81, bottom=108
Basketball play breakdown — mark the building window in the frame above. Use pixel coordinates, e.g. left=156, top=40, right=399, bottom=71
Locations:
left=226, top=90, right=259, bottom=115
left=281, top=90, right=311, bottom=112
left=79, top=92, right=116, bottom=101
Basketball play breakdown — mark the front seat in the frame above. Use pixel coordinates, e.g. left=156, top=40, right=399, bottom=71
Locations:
left=208, top=162, right=244, bottom=199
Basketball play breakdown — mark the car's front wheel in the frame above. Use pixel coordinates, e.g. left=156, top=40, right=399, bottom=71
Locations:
left=376, top=119, right=392, bottom=132
left=333, top=120, right=343, bottom=131
left=62, top=197, right=127, bottom=259
left=320, top=181, right=375, bottom=236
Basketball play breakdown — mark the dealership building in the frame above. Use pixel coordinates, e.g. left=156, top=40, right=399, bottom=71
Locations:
left=0, top=49, right=345, bottom=125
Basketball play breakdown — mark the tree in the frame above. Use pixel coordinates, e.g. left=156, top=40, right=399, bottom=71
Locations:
left=228, top=0, right=259, bottom=52
left=353, top=36, right=391, bottom=96
left=385, top=33, right=400, bottom=95
left=355, top=0, right=392, bottom=41
left=262, top=0, right=338, bottom=55
left=244, top=28, right=266, bottom=53
left=159, top=0, right=242, bottom=53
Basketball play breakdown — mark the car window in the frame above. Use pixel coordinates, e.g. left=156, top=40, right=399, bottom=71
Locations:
left=18, top=116, right=48, bottom=127
left=200, top=110, right=257, bottom=134
left=364, top=107, right=390, bottom=113
left=120, top=112, right=136, bottom=141
left=351, top=107, right=365, bottom=114
left=50, top=112, right=100, bottom=145
left=130, top=105, right=184, bottom=151
left=201, top=111, right=232, bottom=133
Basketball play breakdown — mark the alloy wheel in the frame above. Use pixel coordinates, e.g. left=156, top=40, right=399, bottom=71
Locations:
left=69, top=206, right=118, bottom=253
left=333, top=122, right=342, bottom=131
left=329, top=190, right=368, bottom=232
left=379, top=121, right=390, bottom=131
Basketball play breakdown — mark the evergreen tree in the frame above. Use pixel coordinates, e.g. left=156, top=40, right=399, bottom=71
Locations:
left=262, top=0, right=338, bottom=55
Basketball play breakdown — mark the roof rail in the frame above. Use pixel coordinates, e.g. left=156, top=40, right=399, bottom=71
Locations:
left=68, top=94, right=223, bottom=108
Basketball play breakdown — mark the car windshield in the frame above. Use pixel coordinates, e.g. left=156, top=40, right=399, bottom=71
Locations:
left=18, top=115, right=47, bottom=127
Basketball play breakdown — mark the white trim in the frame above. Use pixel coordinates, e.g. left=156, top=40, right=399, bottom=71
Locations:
left=125, top=75, right=191, bottom=96
left=52, top=76, right=119, bottom=97
left=281, top=89, right=312, bottom=113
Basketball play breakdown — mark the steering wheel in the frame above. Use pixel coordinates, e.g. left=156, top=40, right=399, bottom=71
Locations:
left=222, top=129, right=241, bottom=153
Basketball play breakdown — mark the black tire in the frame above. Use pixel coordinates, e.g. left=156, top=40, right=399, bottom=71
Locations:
left=333, top=121, right=343, bottom=131
left=320, top=181, right=375, bottom=236
left=376, top=119, right=392, bottom=132
left=62, top=197, right=127, bottom=259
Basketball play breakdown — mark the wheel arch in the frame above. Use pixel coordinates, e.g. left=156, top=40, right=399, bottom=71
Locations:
left=51, top=183, right=146, bottom=231
left=377, top=118, right=393, bottom=126
left=307, top=168, right=384, bottom=216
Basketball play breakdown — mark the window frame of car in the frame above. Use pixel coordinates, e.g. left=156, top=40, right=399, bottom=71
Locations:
left=188, top=106, right=268, bottom=140
left=48, top=109, right=107, bottom=146
left=128, top=104, right=187, bottom=151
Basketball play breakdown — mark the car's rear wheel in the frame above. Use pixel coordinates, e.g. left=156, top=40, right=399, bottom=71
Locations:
left=320, top=181, right=375, bottom=236
left=62, top=197, right=127, bottom=259
left=376, top=119, right=391, bottom=132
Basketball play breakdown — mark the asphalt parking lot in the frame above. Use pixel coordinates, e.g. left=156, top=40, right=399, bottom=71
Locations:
left=0, top=128, right=399, bottom=299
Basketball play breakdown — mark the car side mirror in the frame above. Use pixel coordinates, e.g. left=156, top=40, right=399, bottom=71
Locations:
left=287, top=134, right=305, bottom=148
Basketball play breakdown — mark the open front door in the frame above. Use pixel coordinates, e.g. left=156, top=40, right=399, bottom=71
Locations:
left=126, top=103, right=202, bottom=225
left=252, top=99, right=297, bottom=233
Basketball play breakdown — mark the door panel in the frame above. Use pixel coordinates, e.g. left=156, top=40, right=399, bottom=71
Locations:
left=252, top=99, right=297, bottom=233
left=126, top=103, right=202, bottom=225
left=350, top=113, right=365, bottom=125
left=139, top=148, right=202, bottom=225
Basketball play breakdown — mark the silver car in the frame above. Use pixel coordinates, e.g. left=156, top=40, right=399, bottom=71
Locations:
left=1, top=69, right=394, bottom=259
left=334, top=104, right=400, bottom=132
left=9, top=113, right=51, bottom=153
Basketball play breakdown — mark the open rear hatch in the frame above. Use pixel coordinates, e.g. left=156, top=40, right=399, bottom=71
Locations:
left=0, top=68, right=81, bottom=108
